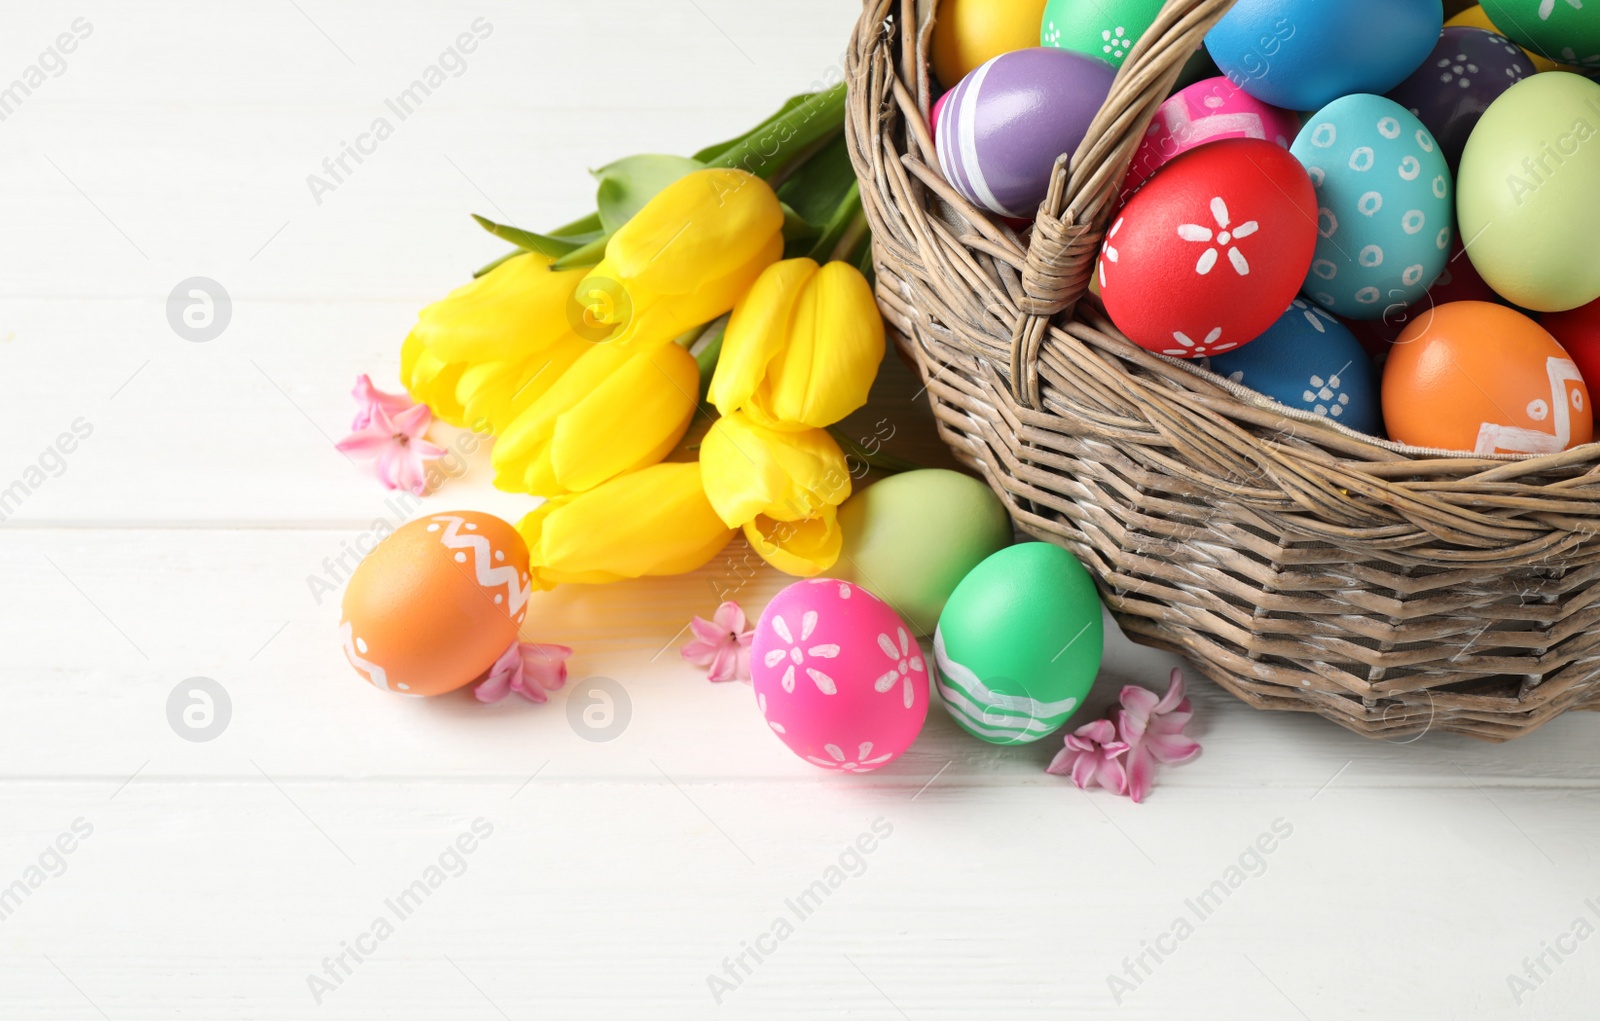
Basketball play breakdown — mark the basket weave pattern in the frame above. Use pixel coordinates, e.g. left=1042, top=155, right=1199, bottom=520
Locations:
left=846, top=0, right=1600, bottom=740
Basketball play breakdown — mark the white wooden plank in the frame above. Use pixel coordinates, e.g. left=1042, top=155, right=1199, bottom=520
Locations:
left=0, top=781, right=1593, bottom=1019
left=0, top=309, right=954, bottom=524
left=5, top=526, right=1600, bottom=785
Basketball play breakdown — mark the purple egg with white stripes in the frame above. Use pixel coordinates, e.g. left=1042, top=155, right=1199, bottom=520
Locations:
left=935, top=47, right=1117, bottom=218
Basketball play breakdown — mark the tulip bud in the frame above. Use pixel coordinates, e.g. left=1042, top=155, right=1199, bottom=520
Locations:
left=492, top=340, right=701, bottom=497
left=576, top=169, right=784, bottom=348
left=402, top=251, right=592, bottom=429
left=744, top=507, right=843, bottom=577
left=709, top=258, right=885, bottom=430
left=518, top=461, right=736, bottom=587
left=699, top=410, right=852, bottom=528
left=401, top=332, right=468, bottom=426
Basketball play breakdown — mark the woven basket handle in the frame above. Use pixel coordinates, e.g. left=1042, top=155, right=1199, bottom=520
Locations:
left=1012, top=0, right=1240, bottom=406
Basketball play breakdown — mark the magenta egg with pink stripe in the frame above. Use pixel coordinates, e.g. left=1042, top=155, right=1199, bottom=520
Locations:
left=935, top=47, right=1117, bottom=218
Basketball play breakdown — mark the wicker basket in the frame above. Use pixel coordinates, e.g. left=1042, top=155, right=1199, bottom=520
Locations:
left=845, top=0, right=1600, bottom=741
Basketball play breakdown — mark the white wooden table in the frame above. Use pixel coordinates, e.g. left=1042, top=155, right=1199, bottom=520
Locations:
left=4, top=2, right=1598, bottom=1017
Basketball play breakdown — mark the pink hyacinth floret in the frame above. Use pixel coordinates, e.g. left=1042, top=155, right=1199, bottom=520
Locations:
left=1046, top=668, right=1201, bottom=803
left=681, top=601, right=754, bottom=682
left=336, top=379, right=447, bottom=496
left=1046, top=717, right=1130, bottom=794
left=350, top=374, right=417, bottom=431
left=475, top=641, right=573, bottom=704
left=1117, top=668, right=1202, bottom=803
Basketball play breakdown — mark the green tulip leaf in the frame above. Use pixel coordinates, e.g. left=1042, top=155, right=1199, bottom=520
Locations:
left=470, top=214, right=597, bottom=259
left=703, top=82, right=847, bottom=180
left=777, top=132, right=857, bottom=228
left=549, top=210, right=603, bottom=238
left=692, top=92, right=814, bottom=164
left=594, top=154, right=706, bottom=234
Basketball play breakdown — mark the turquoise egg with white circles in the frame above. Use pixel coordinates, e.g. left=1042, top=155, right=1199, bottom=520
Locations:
left=1290, top=94, right=1454, bottom=320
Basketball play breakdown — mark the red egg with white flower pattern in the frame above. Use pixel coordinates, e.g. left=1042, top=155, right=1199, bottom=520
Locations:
left=1098, top=138, right=1319, bottom=359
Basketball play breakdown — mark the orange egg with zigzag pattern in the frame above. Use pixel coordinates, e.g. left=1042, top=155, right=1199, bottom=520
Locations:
left=339, top=511, right=531, bottom=697
left=1383, top=302, right=1593, bottom=455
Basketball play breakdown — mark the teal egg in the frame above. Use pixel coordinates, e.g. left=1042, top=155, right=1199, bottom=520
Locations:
left=1292, top=94, right=1455, bottom=320
left=835, top=469, right=1012, bottom=636
left=933, top=543, right=1104, bottom=746
left=1458, top=72, right=1600, bottom=312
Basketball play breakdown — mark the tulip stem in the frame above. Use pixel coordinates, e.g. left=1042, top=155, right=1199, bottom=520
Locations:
left=691, top=315, right=731, bottom=397
left=811, top=182, right=868, bottom=265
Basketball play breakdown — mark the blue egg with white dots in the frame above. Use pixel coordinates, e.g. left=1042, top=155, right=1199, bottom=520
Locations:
left=1208, top=299, right=1383, bottom=436
left=1290, top=94, right=1454, bottom=321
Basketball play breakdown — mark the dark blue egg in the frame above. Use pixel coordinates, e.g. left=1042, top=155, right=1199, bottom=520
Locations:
left=1206, top=0, right=1443, bottom=111
left=1208, top=299, right=1383, bottom=435
left=1386, top=27, right=1534, bottom=170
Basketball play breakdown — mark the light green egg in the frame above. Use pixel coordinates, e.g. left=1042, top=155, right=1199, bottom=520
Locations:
left=934, top=543, right=1104, bottom=746
left=834, top=469, right=1011, bottom=636
left=1458, top=72, right=1600, bottom=312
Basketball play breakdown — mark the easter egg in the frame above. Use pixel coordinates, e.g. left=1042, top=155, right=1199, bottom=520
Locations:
left=834, top=469, right=1012, bottom=637
left=1209, top=298, right=1384, bottom=435
left=1458, top=73, right=1600, bottom=312
left=751, top=579, right=929, bottom=772
left=1291, top=95, right=1454, bottom=320
left=1482, top=0, right=1600, bottom=69
left=340, top=512, right=532, bottom=697
left=929, top=90, right=950, bottom=138
left=1098, top=138, right=1318, bottom=358
left=936, top=47, right=1118, bottom=217
left=1543, top=297, right=1600, bottom=392
left=1041, top=0, right=1168, bottom=69
left=931, top=0, right=1050, bottom=86
left=1386, top=27, right=1535, bottom=169
left=1120, top=77, right=1302, bottom=205
left=1449, top=4, right=1569, bottom=72
left=1205, top=0, right=1443, bottom=111
left=1383, top=301, right=1592, bottom=453
left=933, top=543, right=1103, bottom=746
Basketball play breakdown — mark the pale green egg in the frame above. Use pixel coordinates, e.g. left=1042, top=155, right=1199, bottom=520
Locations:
left=1458, top=72, right=1600, bottom=312
left=833, top=469, right=1011, bottom=636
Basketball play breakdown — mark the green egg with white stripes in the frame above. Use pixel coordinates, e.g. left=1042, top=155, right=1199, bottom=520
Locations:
left=933, top=543, right=1103, bottom=745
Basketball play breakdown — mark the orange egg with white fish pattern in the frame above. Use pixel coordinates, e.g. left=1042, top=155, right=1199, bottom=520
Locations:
left=1383, top=302, right=1593, bottom=455
left=340, top=511, right=532, bottom=696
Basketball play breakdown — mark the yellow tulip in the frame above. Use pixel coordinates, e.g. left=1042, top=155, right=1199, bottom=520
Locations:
left=452, top=337, right=591, bottom=436
left=519, top=461, right=735, bottom=587
left=492, top=340, right=701, bottom=497
left=744, top=507, right=842, bottom=577
left=708, top=257, right=885, bottom=430
left=400, top=331, right=468, bottom=425
left=699, top=410, right=852, bottom=527
left=401, top=251, right=592, bottom=429
left=577, top=168, right=784, bottom=348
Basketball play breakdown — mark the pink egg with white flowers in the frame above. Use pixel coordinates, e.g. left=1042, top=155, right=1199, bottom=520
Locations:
left=752, top=579, right=929, bottom=773
left=1119, top=77, right=1301, bottom=206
